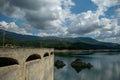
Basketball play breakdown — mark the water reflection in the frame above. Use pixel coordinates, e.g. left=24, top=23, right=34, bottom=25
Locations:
left=55, top=60, right=65, bottom=69
left=71, top=66, right=87, bottom=73
left=55, top=52, right=120, bottom=80
left=71, top=59, right=93, bottom=73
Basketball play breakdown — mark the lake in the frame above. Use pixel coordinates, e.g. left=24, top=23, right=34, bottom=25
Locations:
left=54, top=52, right=120, bottom=80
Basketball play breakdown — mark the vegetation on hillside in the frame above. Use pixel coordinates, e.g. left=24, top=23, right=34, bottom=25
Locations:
left=0, top=37, right=120, bottom=50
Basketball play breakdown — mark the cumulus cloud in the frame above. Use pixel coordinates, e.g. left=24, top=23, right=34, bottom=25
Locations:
left=0, top=0, right=75, bottom=36
left=92, top=0, right=120, bottom=7
left=0, top=0, right=120, bottom=43
left=65, top=0, right=120, bottom=43
left=0, top=21, right=31, bottom=35
left=0, top=0, right=63, bottom=30
left=67, top=11, right=101, bottom=35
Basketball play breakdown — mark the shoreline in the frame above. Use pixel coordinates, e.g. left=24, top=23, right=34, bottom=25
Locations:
left=55, top=49, right=120, bottom=53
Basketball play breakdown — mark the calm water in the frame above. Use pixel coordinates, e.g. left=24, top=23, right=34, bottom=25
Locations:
left=54, top=52, right=120, bottom=80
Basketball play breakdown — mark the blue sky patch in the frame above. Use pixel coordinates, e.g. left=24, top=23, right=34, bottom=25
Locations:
left=0, top=13, right=23, bottom=26
left=105, top=5, right=120, bottom=19
left=71, top=0, right=98, bottom=14
left=0, top=13, right=14, bottom=23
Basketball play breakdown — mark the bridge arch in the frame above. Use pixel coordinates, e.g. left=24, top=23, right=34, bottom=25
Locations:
left=50, top=52, right=54, bottom=55
left=43, top=52, right=49, bottom=57
left=0, top=57, right=18, bottom=67
left=26, top=54, right=41, bottom=62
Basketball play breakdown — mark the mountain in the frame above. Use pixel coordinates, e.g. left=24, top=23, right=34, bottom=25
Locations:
left=0, top=29, right=99, bottom=43
left=0, top=29, right=120, bottom=50
left=0, top=29, right=43, bottom=41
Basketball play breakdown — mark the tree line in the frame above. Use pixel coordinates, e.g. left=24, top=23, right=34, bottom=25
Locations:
left=0, top=37, right=120, bottom=50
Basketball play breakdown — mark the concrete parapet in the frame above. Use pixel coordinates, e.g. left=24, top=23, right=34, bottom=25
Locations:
left=0, top=48, right=54, bottom=80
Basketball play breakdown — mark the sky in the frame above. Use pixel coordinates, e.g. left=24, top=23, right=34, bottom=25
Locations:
left=0, top=0, right=120, bottom=43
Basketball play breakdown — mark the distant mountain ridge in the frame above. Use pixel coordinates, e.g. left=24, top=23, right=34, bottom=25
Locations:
left=0, top=29, right=120, bottom=49
left=0, top=29, right=99, bottom=42
left=0, top=29, right=43, bottom=41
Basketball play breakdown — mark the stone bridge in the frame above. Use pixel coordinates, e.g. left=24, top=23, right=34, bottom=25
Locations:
left=0, top=48, right=54, bottom=80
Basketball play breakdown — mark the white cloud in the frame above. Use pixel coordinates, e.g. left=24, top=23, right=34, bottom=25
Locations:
left=0, top=21, right=31, bottom=35
left=92, top=0, right=119, bottom=8
left=95, top=18, right=120, bottom=43
left=66, top=0, right=120, bottom=43
left=0, top=0, right=70, bottom=37
left=67, top=10, right=101, bottom=35
left=0, top=21, right=8, bottom=27
left=0, top=0, right=63, bottom=30
left=0, top=0, right=120, bottom=43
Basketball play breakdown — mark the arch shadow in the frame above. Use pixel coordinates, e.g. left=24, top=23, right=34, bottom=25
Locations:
left=43, top=52, right=49, bottom=57
left=50, top=52, right=54, bottom=55
left=26, top=54, right=41, bottom=62
left=0, top=57, right=18, bottom=67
